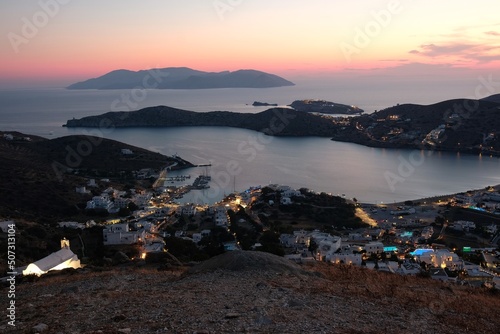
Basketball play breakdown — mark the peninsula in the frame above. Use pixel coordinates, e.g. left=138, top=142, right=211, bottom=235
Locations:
left=64, top=106, right=340, bottom=137
left=64, top=94, right=500, bottom=157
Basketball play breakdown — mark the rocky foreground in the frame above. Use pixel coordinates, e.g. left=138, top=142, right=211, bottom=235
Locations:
left=6, top=251, right=500, bottom=334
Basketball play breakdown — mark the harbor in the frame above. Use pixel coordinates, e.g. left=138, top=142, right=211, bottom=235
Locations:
left=152, top=162, right=213, bottom=203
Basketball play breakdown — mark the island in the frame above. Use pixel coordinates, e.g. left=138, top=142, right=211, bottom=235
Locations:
left=289, top=99, right=364, bottom=115
left=67, top=67, right=295, bottom=90
left=252, top=101, right=278, bottom=107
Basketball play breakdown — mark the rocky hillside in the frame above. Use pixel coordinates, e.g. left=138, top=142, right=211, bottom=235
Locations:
left=7, top=251, right=499, bottom=334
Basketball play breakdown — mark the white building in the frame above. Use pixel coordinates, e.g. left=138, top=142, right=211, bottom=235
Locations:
left=486, top=192, right=500, bottom=202
left=418, top=249, right=463, bottom=270
left=364, top=242, right=384, bottom=255
left=330, top=253, right=362, bottom=266
left=181, top=204, right=197, bottom=216
left=133, top=193, right=153, bottom=208
left=103, top=223, right=145, bottom=245
left=23, top=239, right=81, bottom=276
left=213, top=206, right=228, bottom=226
left=86, top=195, right=114, bottom=212
left=315, top=237, right=342, bottom=261
left=293, top=230, right=310, bottom=246
left=282, top=189, right=302, bottom=198
left=454, top=193, right=476, bottom=205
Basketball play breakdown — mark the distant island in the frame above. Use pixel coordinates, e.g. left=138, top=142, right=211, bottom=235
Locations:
left=67, top=67, right=295, bottom=89
left=252, top=101, right=278, bottom=107
left=64, top=94, right=500, bottom=157
left=289, top=99, right=364, bottom=115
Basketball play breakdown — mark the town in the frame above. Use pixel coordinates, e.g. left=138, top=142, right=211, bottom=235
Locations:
left=4, top=160, right=499, bottom=291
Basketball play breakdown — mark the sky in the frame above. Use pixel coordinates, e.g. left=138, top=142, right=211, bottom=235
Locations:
left=1, top=0, right=499, bottom=88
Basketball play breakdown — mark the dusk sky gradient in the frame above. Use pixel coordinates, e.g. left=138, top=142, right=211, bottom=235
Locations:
left=1, top=0, right=499, bottom=87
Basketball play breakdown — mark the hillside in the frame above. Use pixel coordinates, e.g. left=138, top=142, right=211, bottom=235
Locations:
left=330, top=98, right=500, bottom=155
left=290, top=99, right=364, bottom=114
left=0, top=132, right=192, bottom=220
left=67, top=67, right=295, bottom=89
left=8, top=251, right=500, bottom=333
left=481, top=93, right=500, bottom=104
left=64, top=106, right=341, bottom=136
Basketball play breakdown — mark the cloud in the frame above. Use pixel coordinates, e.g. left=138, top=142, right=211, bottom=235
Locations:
left=416, top=43, right=477, bottom=57
left=408, top=42, right=500, bottom=64
left=485, top=31, right=500, bottom=36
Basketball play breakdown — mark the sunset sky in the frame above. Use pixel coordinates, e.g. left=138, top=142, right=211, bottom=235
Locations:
left=1, top=0, right=499, bottom=87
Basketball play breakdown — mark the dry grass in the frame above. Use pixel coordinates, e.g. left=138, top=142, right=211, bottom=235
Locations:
left=6, top=255, right=500, bottom=334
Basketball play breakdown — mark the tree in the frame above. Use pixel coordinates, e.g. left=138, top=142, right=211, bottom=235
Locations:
left=128, top=202, right=139, bottom=212
left=117, top=207, right=131, bottom=217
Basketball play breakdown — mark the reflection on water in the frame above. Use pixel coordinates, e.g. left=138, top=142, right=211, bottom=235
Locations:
left=101, top=127, right=500, bottom=204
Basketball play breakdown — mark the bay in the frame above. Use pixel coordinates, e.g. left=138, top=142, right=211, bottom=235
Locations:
left=1, top=85, right=499, bottom=204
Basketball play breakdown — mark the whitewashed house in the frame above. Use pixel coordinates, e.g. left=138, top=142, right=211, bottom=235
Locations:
left=181, top=204, right=197, bottom=216
left=418, top=249, right=463, bottom=270
left=364, top=242, right=384, bottom=255
left=214, top=206, right=228, bottom=226
left=86, top=195, right=114, bottom=212
left=330, top=253, right=362, bottom=266
left=293, top=230, right=310, bottom=246
left=133, top=193, right=153, bottom=208
left=316, top=237, right=342, bottom=261
left=282, top=189, right=302, bottom=198
left=121, top=148, right=133, bottom=155
left=103, top=223, right=144, bottom=245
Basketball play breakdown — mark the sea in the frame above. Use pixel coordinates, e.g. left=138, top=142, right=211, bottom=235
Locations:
left=1, top=79, right=500, bottom=205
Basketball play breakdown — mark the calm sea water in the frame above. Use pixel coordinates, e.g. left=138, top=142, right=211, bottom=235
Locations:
left=1, top=83, right=499, bottom=204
